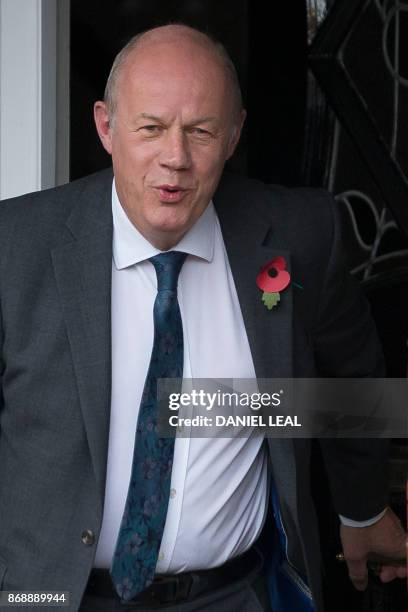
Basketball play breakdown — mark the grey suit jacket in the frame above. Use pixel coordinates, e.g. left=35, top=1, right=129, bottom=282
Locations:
left=0, top=168, right=388, bottom=611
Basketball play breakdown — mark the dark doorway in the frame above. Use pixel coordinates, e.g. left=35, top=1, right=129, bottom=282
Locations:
left=70, top=1, right=308, bottom=186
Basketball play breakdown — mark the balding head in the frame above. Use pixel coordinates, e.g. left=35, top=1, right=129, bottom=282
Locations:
left=104, top=24, right=243, bottom=129
left=93, top=23, right=246, bottom=250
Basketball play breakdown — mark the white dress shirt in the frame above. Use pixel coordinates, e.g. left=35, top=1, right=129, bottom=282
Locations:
left=94, top=181, right=269, bottom=571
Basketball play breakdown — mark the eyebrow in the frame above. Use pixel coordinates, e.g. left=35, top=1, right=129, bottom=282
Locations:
left=136, top=113, right=219, bottom=126
left=136, top=113, right=165, bottom=123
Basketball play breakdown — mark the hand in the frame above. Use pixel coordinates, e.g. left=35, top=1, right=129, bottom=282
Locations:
left=340, top=507, right=407, bottom=591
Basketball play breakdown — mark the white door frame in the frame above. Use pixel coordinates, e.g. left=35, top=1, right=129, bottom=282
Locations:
left=0, top=0, right=70, bottom=200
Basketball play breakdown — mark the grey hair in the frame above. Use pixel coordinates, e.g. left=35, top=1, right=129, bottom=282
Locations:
left=103, top=25, right=243, bottom=127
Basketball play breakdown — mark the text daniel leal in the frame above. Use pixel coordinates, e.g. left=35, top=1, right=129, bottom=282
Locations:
left=169, top=414, right=302, bottom=427
left=216, top=414, right=301, bottom=427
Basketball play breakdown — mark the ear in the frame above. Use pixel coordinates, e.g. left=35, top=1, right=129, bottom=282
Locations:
left=226, top=108, right=247, bottom=160
left=94, top=101, right=113, bottom=155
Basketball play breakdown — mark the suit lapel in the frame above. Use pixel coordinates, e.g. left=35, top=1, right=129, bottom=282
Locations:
left=214, top=175, right=293, bottom=379
left=214, top=174, right=303, bottom=571
left=51, top=170, right=113, bottom=501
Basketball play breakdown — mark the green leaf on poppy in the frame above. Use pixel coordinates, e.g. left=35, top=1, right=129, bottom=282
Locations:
left=262, top=291, right=280, bottom=310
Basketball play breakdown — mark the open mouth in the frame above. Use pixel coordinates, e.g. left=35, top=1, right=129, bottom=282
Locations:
left=156, top=185, right=188, bottom=202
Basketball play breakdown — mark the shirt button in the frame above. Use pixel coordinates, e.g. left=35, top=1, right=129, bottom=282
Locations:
left=81, top=529, right=95, bottom=546
left=158, top=551, right=165, bottom=561
left=170, top=488, right=177, bottom=499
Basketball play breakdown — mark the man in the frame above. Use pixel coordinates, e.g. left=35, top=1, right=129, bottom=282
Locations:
left=0, top=24, right=406, bottom=612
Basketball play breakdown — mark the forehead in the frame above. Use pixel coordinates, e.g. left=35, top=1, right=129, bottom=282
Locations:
left=116, top=40, right=230, bottom=115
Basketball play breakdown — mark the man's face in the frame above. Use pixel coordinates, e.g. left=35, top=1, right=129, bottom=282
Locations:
left=94, top=34, right=245, bottom=249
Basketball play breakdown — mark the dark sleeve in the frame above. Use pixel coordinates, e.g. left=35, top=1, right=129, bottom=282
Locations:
left=0, top=294, right=3, bottom=434
left=0, top=272, right=3, bottom=423
left=314, top=195, right=389, bottom=521
left=0, top=206, right=6, bottom=426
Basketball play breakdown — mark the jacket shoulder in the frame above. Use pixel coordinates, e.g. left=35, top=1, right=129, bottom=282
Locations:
left=0, top=168, right=113, bottom=271
left=0, top=168, right=113, bottom=220
left=217, top=171, right=338, bottom=241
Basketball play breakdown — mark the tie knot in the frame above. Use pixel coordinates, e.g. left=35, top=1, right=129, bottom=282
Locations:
left=149, top=251, right=187, bottom=292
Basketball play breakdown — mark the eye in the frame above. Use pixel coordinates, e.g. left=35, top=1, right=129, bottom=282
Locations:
left=188, top=127, right=213, bottom=139
left=139, top=125, right=163, bottom=134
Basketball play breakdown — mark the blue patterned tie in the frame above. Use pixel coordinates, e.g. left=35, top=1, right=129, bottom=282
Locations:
left=110, top=251, right=187, bottom=601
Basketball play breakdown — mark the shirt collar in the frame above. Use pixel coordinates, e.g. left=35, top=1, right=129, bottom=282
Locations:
left=112, top=179, right=216, bottom=270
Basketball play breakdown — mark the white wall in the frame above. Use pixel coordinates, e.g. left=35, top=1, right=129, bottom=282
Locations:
left=0, top=0, right=69, bottom=200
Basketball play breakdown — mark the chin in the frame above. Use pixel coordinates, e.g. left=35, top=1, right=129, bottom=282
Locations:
left=151, top=209, right=194, bottom=235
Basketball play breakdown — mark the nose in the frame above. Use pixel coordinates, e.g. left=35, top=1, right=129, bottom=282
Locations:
left=159, top=129, right=191, bottom=171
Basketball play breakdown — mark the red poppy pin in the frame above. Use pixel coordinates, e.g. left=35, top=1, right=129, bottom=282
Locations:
left=256, top=256, right=291, bottom=310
